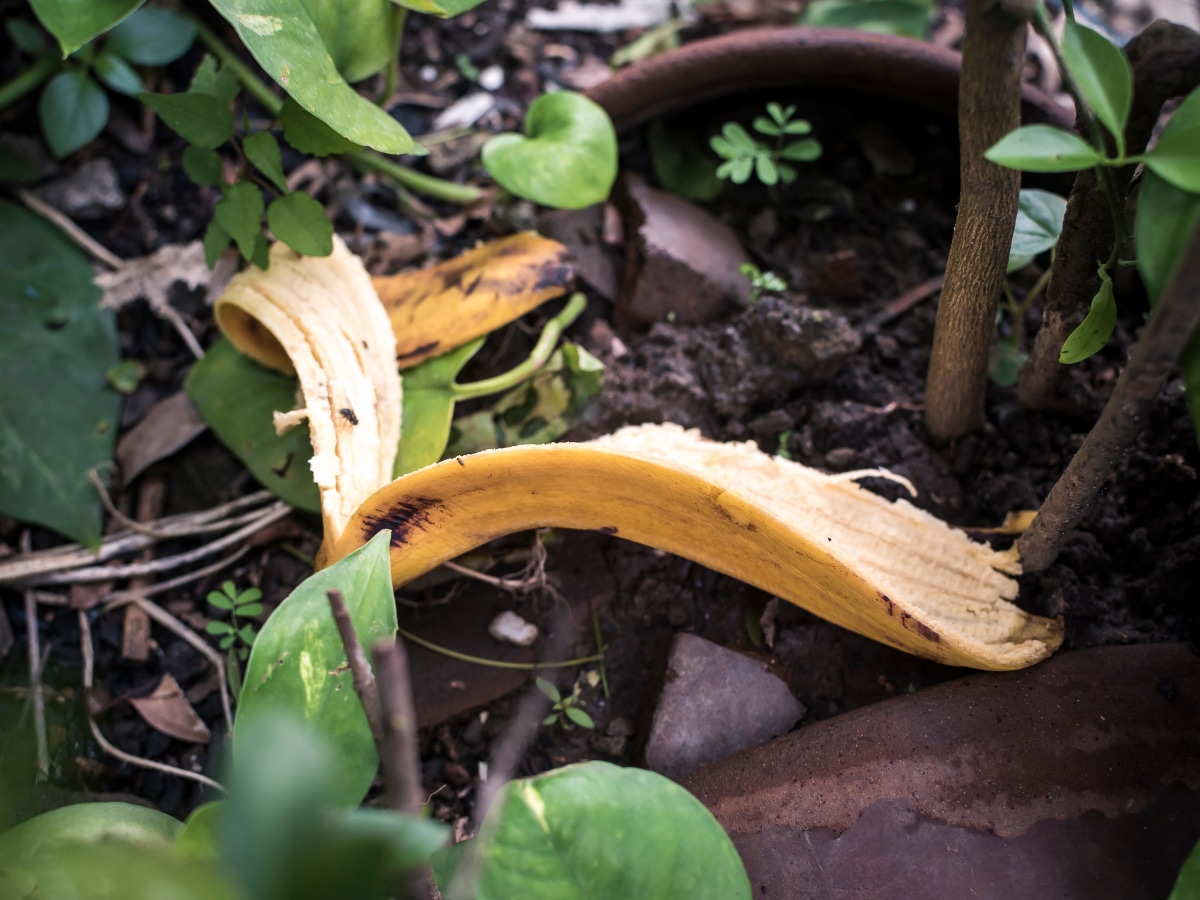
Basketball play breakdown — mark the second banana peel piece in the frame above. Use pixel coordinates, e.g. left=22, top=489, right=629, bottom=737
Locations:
left=329, top=423, right=1063, bottom=671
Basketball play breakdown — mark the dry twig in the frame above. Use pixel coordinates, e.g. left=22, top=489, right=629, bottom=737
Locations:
left=21, top=532, right=49, bottom=782
left=17, top=188, right=125, bottom=270
left=327, top=589, right=383, bottom=746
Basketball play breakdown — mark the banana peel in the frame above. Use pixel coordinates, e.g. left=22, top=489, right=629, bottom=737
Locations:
left=327, top=424, right=1062, bottom=671
left=373, top=232, right=574, bottom=369
left=214, top=237, right=401, bottom=545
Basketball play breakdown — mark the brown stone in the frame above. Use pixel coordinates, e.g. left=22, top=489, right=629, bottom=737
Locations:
left=679, top=644, right=1200, bottom=899
left=614, top=174, right=751, bottom=328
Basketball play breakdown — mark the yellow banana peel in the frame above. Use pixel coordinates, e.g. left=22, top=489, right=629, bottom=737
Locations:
left=372, top=232, right=574, bottom=369
left=327, top=424, right=1062, bottom=671
left=211, top=237, right=1061, bottom=672
left=214, top=237, right=401, bottom=545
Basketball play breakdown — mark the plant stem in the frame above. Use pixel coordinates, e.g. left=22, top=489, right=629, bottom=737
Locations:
left=326, top=589, right=384, bottom=747
left=0, top=56, right=59, bottom=112
left=923, top=0, right=1032, bottom=442
left=452, top=293, right=587, bottom=400
left=397, top=625, right=604, bottom=670
left=1017, top=220, right=1200, bottom=571
left=382, top=5, right=409, bottom=103
left=349, top=151, right=483, bottom=205
left=188, top=8, right=482, bottom=206
left=372, top=639, right=423, bottom=816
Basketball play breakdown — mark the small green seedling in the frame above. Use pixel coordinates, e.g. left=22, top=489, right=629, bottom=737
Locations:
left=711, top=103, right=822, bottom=187
left=740, top=262, right=788, bottom=304
left=537, top=676, right=595, bottom=730
left=206, top=580, right=263, bottom=698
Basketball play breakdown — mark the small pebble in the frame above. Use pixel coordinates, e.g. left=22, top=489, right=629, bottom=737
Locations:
left=488, top=610, right=539, bottom=647
left=419, top=64, right=438, bottom=83
left=478, top=64, right=505, bottom=91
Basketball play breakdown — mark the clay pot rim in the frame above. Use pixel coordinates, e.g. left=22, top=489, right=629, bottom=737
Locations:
left=587, top=26, right=1072, bottom=134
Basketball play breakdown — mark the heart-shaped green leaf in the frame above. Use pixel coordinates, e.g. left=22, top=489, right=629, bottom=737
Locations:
left=483, top=92, right=617, bottom=209
left=299, top=0, right=400, bottom=83
left=266, top=192, right=334, bottom=258
left=235, top=530, right=397, bottom=806
left=29, top=0, right=142, bottom=57
left=1008, top=188, right=1067, bottom=273
left=105, top=5, right=196, bottom=66
left=433, top=762, right=750, bottom=900
left=140, top=91, right=233, bottom=149
left=39, top=70, right=108, bottom=158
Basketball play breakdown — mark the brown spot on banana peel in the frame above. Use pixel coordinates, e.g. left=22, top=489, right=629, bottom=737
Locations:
left=327, top=431, right=1062, bottom=671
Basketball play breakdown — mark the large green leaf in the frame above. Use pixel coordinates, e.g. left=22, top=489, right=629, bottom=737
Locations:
left=1060, top=20, right=1132, bottom=156
left=207, top=0, right=417, bottom=154
left=235, top=531, right=397, bottom=806
left=433, top=762, right=751, bottom=900
left=390, top=0, right=489, bottom=19
left=394, top=338, right=484, bottom=476
left=220, top=714, right=447, bottom=900
left=1171, top=838, right=1200, bottom=900
left=39, top=70, right=109, bottom=158
left=1137, top=171, right=1200, bottom=306
left=1008, top=188, right=1067, bottom=273
left=105, top=5, right=196, bottom=66
left=483, top=92, right=617, bottom=209
left=299, top=0, right=400, bottom=83
left=184, top=337, right=321, bottom=513
left=984, top=124, right=1102, bottom=172
left=1142, top=126, right=1200, bottom=194
left=140, top=91, right=234, bottom=149
left=800, top=0, right=932, bottom=39
left=29, top=0, right=143, bottom=56
left=0, top=200, right=120, bottom=548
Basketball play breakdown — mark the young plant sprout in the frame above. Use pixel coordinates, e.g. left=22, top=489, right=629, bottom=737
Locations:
left=537, top=676, right=595, bottom=730
left=206, top=580, right=262, bottom=698
left=711, top=102, right=822, bottom=187
left=740, top=262, right=789, bottom=304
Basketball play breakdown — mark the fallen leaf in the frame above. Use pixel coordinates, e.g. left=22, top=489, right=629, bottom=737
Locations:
left=373, top=232, right=574, bottom=369
left=129, top=673, right=213, bottom=743
left=114, top=392, right=209, bottom=485
left=96, top=241, right=211, bottom=310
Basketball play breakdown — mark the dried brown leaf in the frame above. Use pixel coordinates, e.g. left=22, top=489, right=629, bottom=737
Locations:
left=128, top=673, right=212, bottom=743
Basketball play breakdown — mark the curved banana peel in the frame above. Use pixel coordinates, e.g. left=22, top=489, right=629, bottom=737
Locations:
left=214, top=237, right=401, bottom=545
left=328, top=424, right=1062, bottom=671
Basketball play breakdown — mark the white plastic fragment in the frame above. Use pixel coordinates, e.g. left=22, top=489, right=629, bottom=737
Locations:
left=488, top=610, right=539, bottom=647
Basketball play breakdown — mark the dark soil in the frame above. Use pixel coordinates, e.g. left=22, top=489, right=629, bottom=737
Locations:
left=1, top=2, right=1198, bottom=844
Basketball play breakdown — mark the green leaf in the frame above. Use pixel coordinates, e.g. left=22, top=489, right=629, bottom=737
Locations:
left=175, top=802, right=222, bottom=861
left=8, top=20, right=51, bottom=56
left=783, top=119, right=813, bottom=136
left=719, top=121, right=757, bottom=153
left=779, top=138, right=822, bottom=161
left=646, top=119, right=724, bottom=202
left=564, top=706, right=594, bottom=728
left=215, top=182, right=265, bottom=260
left=105, top=358, right=143, bottom=393
left=267, top=193, right=334, bottom=258
left=727, top=157, right=753, bottom=183
left=800, top=0, right=933, bottom=39
left=0, top=200, right=120, bottom=548
left=105, top=5, right=196, bottom=65
left=395, top=338, right=484, bottom=477
left=391, top=0, right=489, bottom=18
left=1008, top=188, right=1068, bottom=273
left=189, top=55, right=241, bottom=105
left=435, top=762, right=750, bottom=900
left=445, top=343, right=603, bottom=457
left=1170, top=837, right=1200, bottom=900
left=753, top=116, right=781, bottom=136
left=1059, top=269, right=1116, bottom=364
left=224, top=714, right=447, bottom=900
left=535, top=676, right=561, bottom=704
left=245, top=131, right=289, bottom=193
left=250, top=233, right=270, bottom=270
left=483, top=92, right=617, bottom=209
left=756, top=154, right=779, bottom=185
left=207, top=0, right=417, bottom=155
left=1061, top=20, right=1132, bottom=156
left=236, top=530, right=398, bottom=806
left=988, top=334, right=1027, bottom=387
left=140, top=91, right=233, bottom=149
left=238, top=603, right=264, bottom=618
left=29, top=0, right=143, bottom=57
left=1136, top=170, right=1200, bottom=305
left=236, top=586, right=263, bottom=605
left=299, top=0, right=401, bottom=83
left=984, top=124, right=1102, bottom=172
left=206, top=621, right=234, bottom=635
left=203, top=218, right=232, bottom=268
left=184, top=337, right=321, bottom=512
left=767, top=102, right=791, bottom=126
left=183, top=145, right=225, bottom=186
left=207, top=589, right=234, bottom=610
left=39, top=70, right=109, bottom=158
left=1143, top=126, right=1200, bottom=194
left=279, top=96, right=363, bottom=157
left=92, top=49, right=145, bottom=96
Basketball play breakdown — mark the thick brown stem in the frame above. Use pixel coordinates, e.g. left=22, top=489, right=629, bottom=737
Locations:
left=1018, top=221, right=1200, bottom=571
left=1017, top=22, right=1200, bottom=410
left=924, top=0, right=1031, bottom=442
left=372, top=639, right=423, bottom=817
left=326, top=589, right=384, bottom=748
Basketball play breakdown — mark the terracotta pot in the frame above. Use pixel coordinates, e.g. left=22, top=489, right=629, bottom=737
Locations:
left=587, top=26, right=1071, bottom=133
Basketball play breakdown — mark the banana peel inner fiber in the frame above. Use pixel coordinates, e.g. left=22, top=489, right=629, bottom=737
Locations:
left=212, top=239, right=1063, bottom=672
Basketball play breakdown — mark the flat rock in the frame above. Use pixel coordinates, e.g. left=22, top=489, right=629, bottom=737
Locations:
left=32, top=157, right=125, bottom=219
left=680, top=643, right=1200, bottom=900
left=643, top=633, right=805, bottom=779
left=615, top=174, right=751, bottom=328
